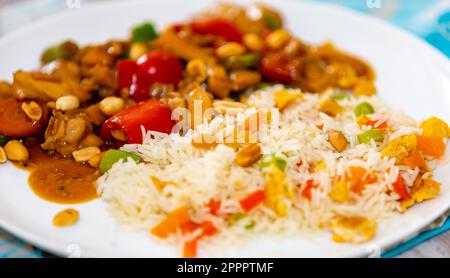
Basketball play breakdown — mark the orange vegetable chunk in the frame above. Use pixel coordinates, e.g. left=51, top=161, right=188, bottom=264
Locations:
left=151, top=206, right=191, bottom=238
left=417, top=135, right=446, bottom=159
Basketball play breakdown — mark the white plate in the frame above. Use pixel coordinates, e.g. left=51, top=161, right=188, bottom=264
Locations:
left=0, top=0, right=449, bottom=258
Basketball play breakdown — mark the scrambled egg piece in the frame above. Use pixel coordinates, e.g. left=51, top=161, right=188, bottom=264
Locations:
left=274, top=89, right=302, bottom=110
left=381, top=134, right=417, bottom=162
left=420, top=116, right=450, bottom=139
left=150, top=176, right=175, bottom=192
left=329, top=181, right=350, bottom=203
left=314, top=160, right=327, bottom=172
left=401, top=178, right=441, bottom=211
left=265, top=165, right=294, bottom=217
left=319, top=98, right=343, bottom=117
left=331, top=216, right=377, bottom=243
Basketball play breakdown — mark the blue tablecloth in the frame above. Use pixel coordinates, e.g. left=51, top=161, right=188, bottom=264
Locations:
left=0, top=0, right=449, bottom=258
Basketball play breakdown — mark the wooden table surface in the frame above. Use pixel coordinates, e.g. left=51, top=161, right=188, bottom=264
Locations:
left=398, top=231, right=450, bottom=258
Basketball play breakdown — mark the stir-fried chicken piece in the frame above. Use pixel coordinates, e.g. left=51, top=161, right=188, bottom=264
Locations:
left=41, top=111, right=93, bottom=157
left=12, top=71, right=91, bottom=102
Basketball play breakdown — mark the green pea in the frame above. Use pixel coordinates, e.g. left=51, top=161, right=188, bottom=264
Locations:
left=357, top=129, right=384, bottom=144
left=354, top=102, right=375, bottom=117
left=99, top=149, right=142, bottom=174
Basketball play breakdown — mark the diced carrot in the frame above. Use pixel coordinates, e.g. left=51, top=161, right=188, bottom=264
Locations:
left=181, top=220, right=217, bottom=237
left=365, top=173, right=378, bottom=184
left=347, top=166, right=366, bottom=194
left=366, top=119, right=387, bottom=129
left=301, top=180, right=318, bottom=201
left=239, top=189, right=266, bottom=212
left=208, top=199, right=221, bottom=216
left=417, top=135, right=446, bottom=159
left=199, top=221, right=218, bottom=236
left=181, top=221, right=200, bottom=234
left=400, top=150, right=426, bottom=169
left=392, top=175, right=410, bottom=200
left=347, top=167, right=378, bottom=194
left=151, top=206, right=191, bottom=238
left=181, top=221, right=217, bottom=258
left=183, top=239, right=198, bottom=258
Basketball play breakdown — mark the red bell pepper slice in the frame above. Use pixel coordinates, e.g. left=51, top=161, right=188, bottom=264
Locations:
left=118, top=50, right=183, bottom=102
left=392, top=175, right=410, bottom=200
left=181, top=220, right=218, bottom=258
left=301, top=180, right=318, bottom=201
left=366, top=119, right=387, bottom=129
left=101, top=99, right=175, bottom=144
left=260, top=53, right=296, bottom=84
left=208, top=199, right=221, bottom=216
left=117, top=59, right=138, bottom=90
left=239, top=189, right=266, bottom=212
left=190, top=18, right=243, bottom=42
left=183, top=238, right=198, bottom=258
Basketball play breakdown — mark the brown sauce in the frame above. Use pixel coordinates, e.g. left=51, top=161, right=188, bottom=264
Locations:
left=15, top=138, right=99, bottom=204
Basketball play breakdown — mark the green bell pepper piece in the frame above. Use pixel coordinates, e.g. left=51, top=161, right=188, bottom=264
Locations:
left=357, top=129, right=384, bottom=144
left=354, top=102, right=375, bottom=117
left=99, top=149, right=142, bottom=174
left=131, top=22, right=158, bottom=43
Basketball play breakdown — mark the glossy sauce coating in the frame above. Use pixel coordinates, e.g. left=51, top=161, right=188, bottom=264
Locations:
left=15, top=138, right=99, bottom=204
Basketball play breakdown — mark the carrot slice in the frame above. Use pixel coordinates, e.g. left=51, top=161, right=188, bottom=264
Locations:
left=151, top=206, right=191, bottom=238
left=347, top=166, right=366, bottom=194
left=199, top=221, right=218, bottom=236
left=181, top=221, right=217, bottom=258
left=301, top=180, right=318, bottom=200
left=400, top=150, right=426, bottom=169
left=183, top=239, right=198, bottom=258
left=366, top=119, right=387, bottom=129
left=239, top=189, right=266, bottom=212
left=417, top=135, right=446, bottom=159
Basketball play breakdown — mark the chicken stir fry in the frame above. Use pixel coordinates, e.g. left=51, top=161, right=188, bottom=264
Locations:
left=0, top=3, right=375, bottom=162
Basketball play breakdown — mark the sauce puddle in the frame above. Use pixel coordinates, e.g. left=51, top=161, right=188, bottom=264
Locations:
left=15, top=138, right=99, bottom=204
